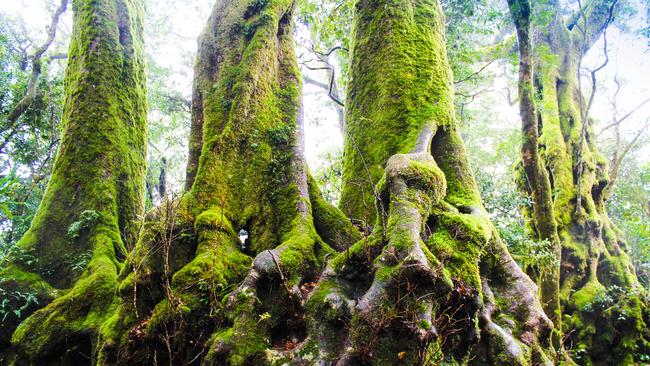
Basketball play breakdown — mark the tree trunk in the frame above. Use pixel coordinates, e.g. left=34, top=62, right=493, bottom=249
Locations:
left=97, top=0, right=358, bottom=364
left=510, top=1, right=649, bottom=364
left=507, top=0, right=562, bottom=330
left=1, top=0, right=147, bottom=364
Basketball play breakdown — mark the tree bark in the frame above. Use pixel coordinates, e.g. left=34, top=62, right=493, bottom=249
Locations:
left=1, top=0, right=147, bottom=363
left=510, top=1, right=649, bottom=364
left=97, top=0, right=359, bottom=364
left=507, top=0, right=562, bottom=329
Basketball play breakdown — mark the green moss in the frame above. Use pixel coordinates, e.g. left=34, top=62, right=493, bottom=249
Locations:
left=425, top=211, right=490, bottom=290
left=185, top=0, right=306, bottom=257
left=308, top=173, right=362, bottom=250
left=12, top=234, right=121, bottom=358
left=571, top=280, right=606, bottom=310
left=329, top=236, right=382, bottom=272
left=340, top=0, right=455, bottom=224
left=12, top=0, right=147, bottom=288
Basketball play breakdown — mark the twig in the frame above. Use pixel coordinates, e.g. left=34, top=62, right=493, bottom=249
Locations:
left=4, top=0, right=68, bottom=129
left=454, top=59, right=496, bottom=84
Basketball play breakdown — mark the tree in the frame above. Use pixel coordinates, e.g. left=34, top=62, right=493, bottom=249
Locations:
left=98, top=0, right=359, bottom=363
left=1, top=0, right=147, bottom=363
left=507, top=0, right=649, bottom=363
left=93, top=0, right=556, bottom=364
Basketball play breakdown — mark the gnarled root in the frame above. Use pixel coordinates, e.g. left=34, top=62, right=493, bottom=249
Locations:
left=202, top=219, right=331, bottom=365
left=98, top=204, right=251, bottom=365
left=11, top=228, right=122, bottom=364
left=299, top=150, right=554, bottom=365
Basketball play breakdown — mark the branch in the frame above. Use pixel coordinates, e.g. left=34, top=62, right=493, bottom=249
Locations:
left=607, top=121, right=648, bottom=192
left=48, top=52, right=68, bottom=60
left=502, top=87, right=518, bottom=106
left=300, top=61, right=344, bottom=107
left=455, top=87, right=492, bottom=103
left=312, top=45, right=348, bottom=57
left=302, top=74, right=330, bottom=90
left=572, top=0, right=619, bottom=53
left=583, top=23, right=611, bottom=123
left=454, top=59, right=496, bottom=85
left=598, top=98, right=650, bottom=136
left=575, top=0, right=615, bottom=211
left=3, top=0, right=68, bottom=129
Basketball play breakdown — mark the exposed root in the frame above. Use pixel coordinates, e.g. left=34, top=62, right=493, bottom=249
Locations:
left=294, top=147, right=555, bottom=365
left=11, top=231, right=121, bottom=364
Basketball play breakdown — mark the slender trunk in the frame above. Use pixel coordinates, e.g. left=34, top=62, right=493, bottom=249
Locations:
left=507, top=0, right=562, bottom=327
left=2, top=0, right=147, bottom=363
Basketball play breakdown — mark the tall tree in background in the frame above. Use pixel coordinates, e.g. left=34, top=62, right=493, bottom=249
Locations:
left=1, top=0, right=147, bottom=363
left=508, top=0, right=649, bottom=364
left=507, top=0, right=563, bottom=331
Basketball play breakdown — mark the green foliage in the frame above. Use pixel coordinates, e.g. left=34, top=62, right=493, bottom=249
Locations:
left=0, top=286, right=38, bottom=322
left=0, top=244, right=40, bottom=324
left=68, top=250, right=92, bottom=273
left=608, top=161, right=650, bottom=289
left=296, top=0, right=354, bottom=87
left=0, top=171, right=19, bottom=220
left=0, top=15, right=66, bottom=250
left=67, top=210, right=100, bottom=239
left=267, top=123, right=295, bottom=145
left=475, top=168, right=558, bottom=272
left=312, top=147, right=342, bottom=205
left=443, top=0, right=511, bottom=124
left=145, top=47, right=192, bottom=205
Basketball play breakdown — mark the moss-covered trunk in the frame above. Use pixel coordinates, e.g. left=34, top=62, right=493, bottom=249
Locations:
left=322, top=0, right=555, bottom=364
left=97, top=0, right=358, bottom=364
left=507, top=0, right=562, bottom=330
left=510, top=1, right=649, bottom=364
left=1, top=0, right=147, bottom=363
left=1, top=0, right=563, bottom=364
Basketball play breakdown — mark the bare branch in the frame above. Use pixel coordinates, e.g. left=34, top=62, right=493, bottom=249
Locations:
left=571, top=0, right=619, bottom=53
left=598, top=98, right=650, bottom=136
left=300, top=50, right=345, bottom=107
left=454, top=59, right=496, bottom=85
left=312, top=45, right=349, bottom=57
left=607, top=121, right=648, bottom=193
left=4, top=0, right=68, bottom=130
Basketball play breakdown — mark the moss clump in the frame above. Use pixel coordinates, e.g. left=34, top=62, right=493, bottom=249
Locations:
left=426, top=211, right=490, bottom=290
left=571, top=279, right=606, bottom=311
left=308, top=174, right=362, bottom=251
left=12, top=234, right=121, bottom=360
